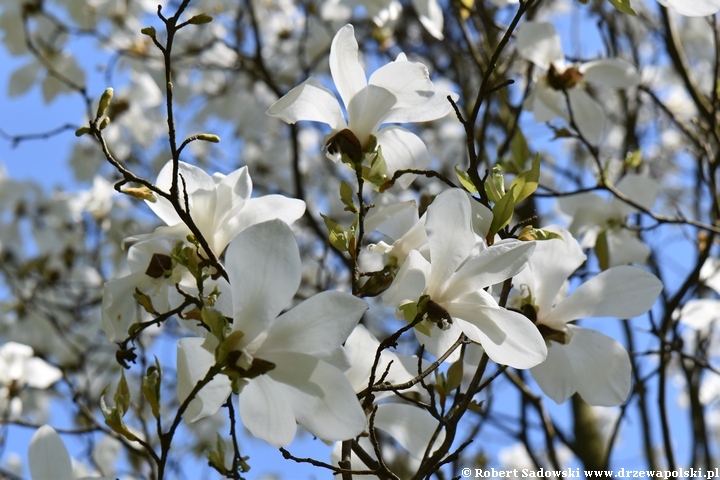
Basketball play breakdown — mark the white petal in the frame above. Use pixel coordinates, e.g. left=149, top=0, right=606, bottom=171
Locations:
left=512, top=226, right=586, bottom=317
left=374, top=403, right=445, bottom=459
left=613, top=174, right=660, bottom=215
left=9, top=62, right=41, bottom=97
left=24, top=358, right=62, bottom=389
left=425, top=189, right=475, bottom=295
left=580, top=59, right=640, bottom=89
left=568, top=326, right=631, bottom=406
left=449, top=304, right=547, bottom=369
left=370, top=61, right=455, bottom=123
left=442, top=240, right=535, bottom=302
left=148, top=161, right=215, bottom=227
left=605, top=228, right=650, bottom=267
left=413, top=320, right=464, bottom=362
left=365, top=200, right=419, bottom=241
left=226, top=220, right=301, bottom=343
left=177, top=337, right=231, bottom=423
left=516, top=22, right=564, bottom=68
left=239, top=374, right=297, bottom=446
left=383, top=250, right=431, bottom=308
left=266, top=77, right=347, bottom=131
left=568, top=88, right=605, bottom=145
left=657, top=0, right=720, bottom=16
left=413, top=0, right=444, bottom=39
left=29, top=425, right=73, bottom=480
left=329, top=24, right=368, bottom=111
left=530, top=339, right=576, bottom=404
left=259, top=291, right=368, bottom=356
left=264, top=352, right=367, bottom=442
left=677, top=299, right=720, bottom=331
left=375, top=127, right=431, bottom=188
left=214, top=195, right=306, bottom=254
left=545, top=265, right=662, bottom=326
left=347, top=84, right=396, bottom=143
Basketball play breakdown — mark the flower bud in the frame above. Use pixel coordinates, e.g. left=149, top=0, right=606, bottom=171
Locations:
left=96, top=88, right=114, bottom=119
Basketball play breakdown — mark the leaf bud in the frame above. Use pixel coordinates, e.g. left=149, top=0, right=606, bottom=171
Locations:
left=188, top=13, right=213, bottom=25
left=197, top=133, right=221, bottom=143
left=96, top=87, right=114, bottom=119
left=140, top=26, right=156, bottom=38
left=75, top=126, right=91, bottom=137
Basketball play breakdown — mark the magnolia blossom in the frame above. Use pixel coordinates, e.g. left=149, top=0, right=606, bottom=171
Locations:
left=558, top=174, right=659, bottom=268
left=132, top=160, right=305, bottom=255
left=508, top=227, right=662, bottom=406
left=177, top=220, right=368, bottom=447
left=516, top=22, right=640, bottom=144
left=657, top=0, right=720, bottom=16
left=267, top=24, right=457, bottom=188
left=0, top=342, right=62, bottom=419
left=382, top=189, right=547, bottom=368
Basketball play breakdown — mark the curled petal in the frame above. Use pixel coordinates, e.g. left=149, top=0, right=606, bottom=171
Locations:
left=177, top=338, right=231, bottom=423
left=580, top=59, right=640, bottom=89
left=375, top=403, right=445, bottom=459
left=375, top=126, right=431, bottom=188
left=516, top=22, right=564, bottom=68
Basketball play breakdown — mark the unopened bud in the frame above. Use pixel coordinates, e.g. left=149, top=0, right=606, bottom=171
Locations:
left=96, top=88, right=114, bottom=119
left=188, top=13, right=213, bottom=25
left=196, top=133, right=220, bottom=143
left=99, top=116, right=111, bottom=129
left=140, top=26, right=156, bottom=38
left=75, top=126, right=91, bottom=137
left=123, top=186, right=157, bottom=202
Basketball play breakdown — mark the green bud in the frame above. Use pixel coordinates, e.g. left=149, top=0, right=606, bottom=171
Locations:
left=196, top=133, right=221, bottom=143
left=142, top=358, right=161, bottom=419
left=140, top=26, right=156, bottom=38
left=99, top=116, right=111, bottom=129
left=484, top=164, right=506, bottom=204
left=96, top=88, right=114, bottom=119
left=188, top=13, right=213, bottom=25
left=75, top=126, right=91, bottom=137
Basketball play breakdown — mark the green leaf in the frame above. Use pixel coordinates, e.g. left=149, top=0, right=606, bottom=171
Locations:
left=595, top=229, right=610, bottom=271
left=609, top=0, right=636, bottom=15
left=509, top=154, right=540, bottom=204
left=488, top=186, right=516, bottom=242
left=142, top=359, right=161, bottom=419
left=484, top=164, right=505, bottom=203
left=510, top=130, right=530, bottom=173
left=445, top=359, right=464, bottom=393
left=114, top=371, right=131, bottom=417
left=339, top=181, right=357, bottom=213
left=202, top=307, right=229, bottom=342
left=320, top=214, right=349, bottom=252
left=188, top=13, right=213, bottom=24
left=364, top=146, right=388, bottom=188
left=399, top=302, right=418, bottom=323
left=454, top=165, right=478, bottom=194
left=517, top=226, right=564, bottom=242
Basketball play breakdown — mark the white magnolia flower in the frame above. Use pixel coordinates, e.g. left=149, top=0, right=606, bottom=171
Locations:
left=516, top=22, right=640, bottom=144
left=508, top=227, right=663, bottom=406
left=0, top=342, right=62, bottom=419
left=558, top=174, right=659, bottom=268
left=382, top=189, right=547, bottom=368
left=657, top=0, right=720, bottom=16
left=132, top=160, right=306, bottom=255
left=177, top=220, right=368, bottom=447
left=267, top=24, right=457, bottom=188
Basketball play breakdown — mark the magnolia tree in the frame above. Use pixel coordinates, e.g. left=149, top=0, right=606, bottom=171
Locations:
left=1, top=0, right=720, bottom=478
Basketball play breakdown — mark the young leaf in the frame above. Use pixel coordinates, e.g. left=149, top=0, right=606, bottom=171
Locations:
left=320, top=214, right=349, bottom=252
left=339, top=181, right=357, bottom=213
left=454, top=165, right=478, bottom=194
left=595, top=229, right=610, bottom=271
left=609, top=0, right=636, bottom=15
left=510, top=154, right=540, bottom=204
left=488, top=186, right=516, bottom=243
